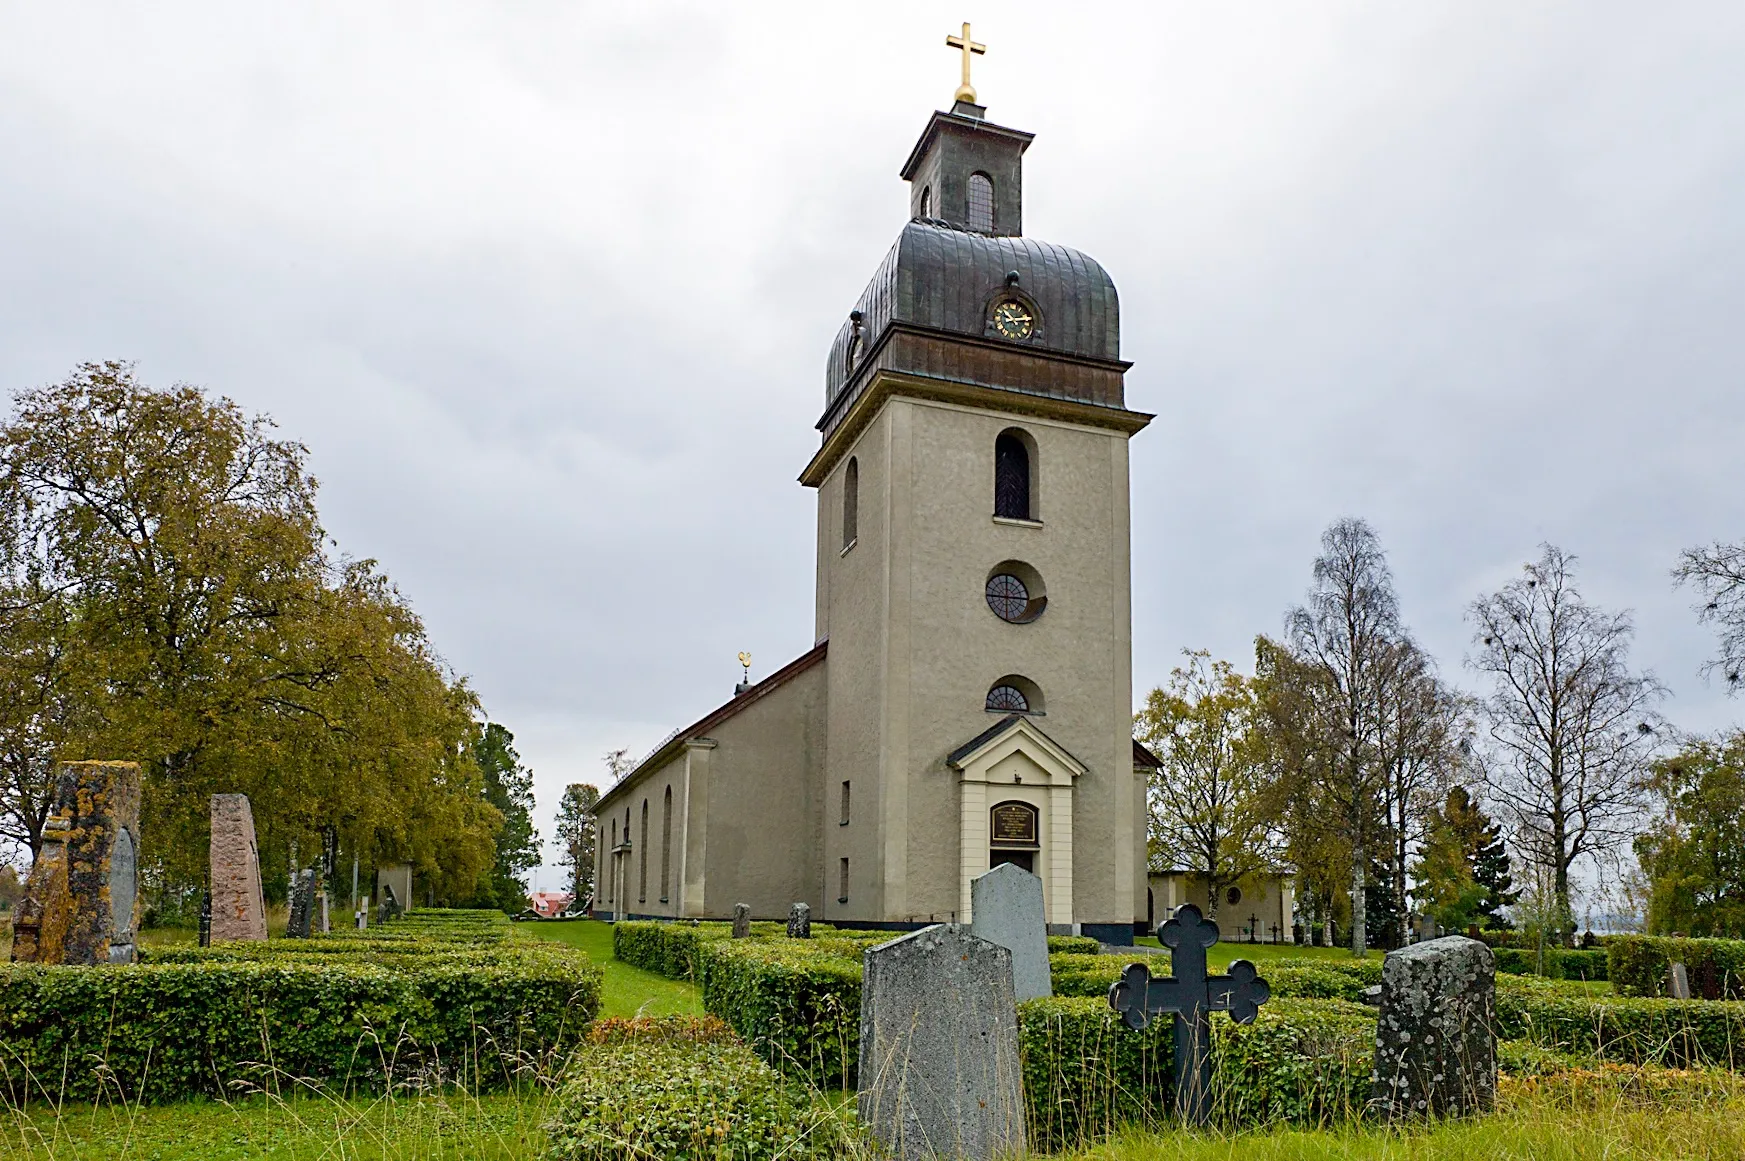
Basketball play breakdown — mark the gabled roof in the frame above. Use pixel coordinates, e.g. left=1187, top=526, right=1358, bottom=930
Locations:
left=595, top=641, right=827, bottom=812
left=1132, top=738, right=1163, bottom=770
left=946, top=713, right=1087, bottom=776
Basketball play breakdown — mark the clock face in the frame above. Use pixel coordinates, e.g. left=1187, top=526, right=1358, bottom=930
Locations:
left=990, top=299, right=1034, bottom=340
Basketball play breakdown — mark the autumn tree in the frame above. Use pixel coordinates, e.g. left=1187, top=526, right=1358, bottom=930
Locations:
left=1279, top=518, right=1402, bottom=956
left=1468, top=544, right=1664, bottom=945
left=1136, top=650, right=1281, bottom=920
left=1636, top=734, right=1745, bottom=937
left=0, top=363, right=501, bottom=893
left=555, top=782, right=600, bottom=902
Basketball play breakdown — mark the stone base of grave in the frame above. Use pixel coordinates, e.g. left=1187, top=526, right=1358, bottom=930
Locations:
left=10, top=761, right=141, bottom=966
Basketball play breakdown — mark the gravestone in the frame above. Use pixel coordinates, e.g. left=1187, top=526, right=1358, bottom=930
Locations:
left=1373, top=935, right=1496, bottom=1118
left=319, top=893, right=330, bottom=934
left=1108, top=904, right=1270, bottom=1125
left=377, top=881, right=402, bottom=924
left=286, top=868, right=317, bottom=938
left=787, top=901, right=811, bottom=938
left=209, top=793, right=267, bottom=942
left=10, top=761, right=141, bottom=965
left=1667, top=961, right=1692, bottom=1000
left=969, top=861, right=1051, bottom=1001
left=198, top=891, right=212, bottom=948
left=858, top=924, right=1024, bottom=1160
left=376, top=864, right=413, bottom=917
left=732, top=902, right=751, bottom=938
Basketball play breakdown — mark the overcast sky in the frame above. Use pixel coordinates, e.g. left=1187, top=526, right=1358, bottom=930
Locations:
left=3, top=4, right=1742, bottom=883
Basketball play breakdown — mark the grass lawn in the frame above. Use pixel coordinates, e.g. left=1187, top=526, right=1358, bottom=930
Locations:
left=514, top=918, right=701, bottom=1019
left=0, top=1091, right=556, bottom=1160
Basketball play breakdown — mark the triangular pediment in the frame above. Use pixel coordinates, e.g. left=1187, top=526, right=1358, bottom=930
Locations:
left=947, top=714, right=1086, bottom=786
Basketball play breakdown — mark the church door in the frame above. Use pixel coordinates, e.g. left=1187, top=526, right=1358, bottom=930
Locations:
left=991, top=849, right=1035, bottom=874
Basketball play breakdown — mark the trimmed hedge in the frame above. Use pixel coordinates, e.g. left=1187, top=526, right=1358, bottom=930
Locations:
left=1047, top=935, right=1104, bottom=955
left=1609, top=935, right=1745, bottom=999
left=1019, top=996, right=1374, bottom=1151
left=544, top=1016, right=854, bottom=1161
left=1050, top=954, right=1373, bottom=1004
left=0, top=909, right=601, bottom=1103
left=1491, top=946, right=1609, bottom=981
left=1496, top=974, right=1745, bottom=1068
left=696, top=940, right=863, bottom=1089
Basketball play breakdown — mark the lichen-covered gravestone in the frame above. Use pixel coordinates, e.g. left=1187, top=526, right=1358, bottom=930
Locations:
left=787, top=901, right=811, bottom=938
left=209, top=793, right=267, bottom=942
left=970, top=861, right=1051, bottom=1002
left=1373, top=935, right=1496, bottom=1118
left=857, top=924, right=1025, bottom=1161
left=10, top=761, right=141, bottom=965
left=732, top=902, right=751, bottom=938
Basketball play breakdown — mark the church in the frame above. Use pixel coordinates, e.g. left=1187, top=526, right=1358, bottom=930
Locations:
left=591, top=48, right=1157, bottom=945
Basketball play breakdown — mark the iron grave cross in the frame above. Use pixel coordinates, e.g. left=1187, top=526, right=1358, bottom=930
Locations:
left=1107, top=904, right=1271, bottom=1125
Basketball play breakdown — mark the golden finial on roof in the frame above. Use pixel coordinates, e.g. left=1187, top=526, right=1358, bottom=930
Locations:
left=945, top=22, right=986, bottom=105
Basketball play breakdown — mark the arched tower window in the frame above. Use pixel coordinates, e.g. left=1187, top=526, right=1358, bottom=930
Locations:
left=967, top=173, right=994, bottom=233
left=919, top=185, right=932, bottom=218
left=994, top=431, right=1031, bottom=520
left=660, top=786, right=673, bottom=903
left=843, top=457, right=859, bottom=549
left=638, top=800, right=649, bottom=903
left=985, top=674, right=1044, bottom=714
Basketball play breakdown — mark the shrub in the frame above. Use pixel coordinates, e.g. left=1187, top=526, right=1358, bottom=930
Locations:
left=1491, top=946, right=1609, bottom=981
left=1495, top=979, right=1745, bottom=1068
left=1047, top=935, right=1104, bottom=955
left=0, top=909, right=601, bottom=1103
left=1017, top=996, right=1374, bottom=1151
left=544, top=1017, right=855, bottom=1161
left=1610, top=935, right=1745, bottom=999
left=696, top=940, right=863, bottom=1089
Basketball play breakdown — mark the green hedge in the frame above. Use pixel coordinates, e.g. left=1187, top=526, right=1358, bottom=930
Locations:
left=1048, top=935, right=1104, bottom=955
left=1609, top=935, right=1745, bottom=999
left=0, top=910, right=601, bottom=1103
left=695, top=940, right=863, bottom=1089
left=1018, top=996, right=1374, bottom=1151
left=1491, top=947, right=1609, bottom=981
left=1049, top=954, right=1373, bottom=1004
left=544, top=1016, right=854, bottom=1161
left=1495, top=974, right=1745, bottom=1068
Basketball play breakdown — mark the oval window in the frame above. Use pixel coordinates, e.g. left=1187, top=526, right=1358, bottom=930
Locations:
left=1227, top=886, right=1243, bottom=906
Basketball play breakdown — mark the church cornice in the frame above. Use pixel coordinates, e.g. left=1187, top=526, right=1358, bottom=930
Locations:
left=800, top=366, right=1153, bottom=488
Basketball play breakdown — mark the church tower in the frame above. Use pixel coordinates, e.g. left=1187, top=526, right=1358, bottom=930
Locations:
left=801, top=65, right=1153, bottom=942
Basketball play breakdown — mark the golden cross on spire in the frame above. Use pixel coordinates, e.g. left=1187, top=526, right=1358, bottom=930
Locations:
left=945, top=22, right=986, bottom=105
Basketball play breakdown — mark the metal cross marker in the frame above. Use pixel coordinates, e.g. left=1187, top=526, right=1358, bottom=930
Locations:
left=1108, top=904, right=1271, bottom=1125
left=945, top=22, right=986, bottom=104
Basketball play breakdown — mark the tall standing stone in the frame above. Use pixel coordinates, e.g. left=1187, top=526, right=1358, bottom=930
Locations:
left=286, top=869, right=317, bottom=938
left=787, top=901, right=811, bottom=938
left=10, top=761, right=141, bottom=966
left=376, top=864, right=413, bottom=917
left=970, top=861, right=1051, bottom=1002
left=209, top=794, right=267, bottom=942
left=732, top=902, right=751, bottom=938
left=1374, top=935, right=1496, bottom=1118
left=1667, top=961, right=1692, bottom=1000
left=858, top=924, right=1025, bottom=1160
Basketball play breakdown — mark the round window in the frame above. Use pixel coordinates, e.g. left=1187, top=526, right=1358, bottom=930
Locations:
left=1226, top=886, right=1242, bottom=906
left=985, top=573, right=1029, bottom=622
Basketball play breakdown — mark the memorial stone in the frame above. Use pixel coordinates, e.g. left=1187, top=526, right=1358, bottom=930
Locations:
left=1667, top=961, right=1692, bottom=1000
left=732, top=902, right=751, bottom=938
left=209, top=793, right=267, bottom=942
left=286, top=868, right=317, bottom=938
left=1373, top=935, right=1496, bottom=1118
left=969, top=861, right=1051, bottom=1001
left=10, top=761, right=141, bottom=965
left=858, top=924, right=1025, bottom=1160
left=376, top=864, right=413, bottom=917
left=787, top=901, right=811, bottom=938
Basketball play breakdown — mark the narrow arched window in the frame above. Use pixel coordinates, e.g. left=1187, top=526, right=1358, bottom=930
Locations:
left=843, top=457, right=859, bottom=549
left=919, top=186, right=932, bottom=218
left=660, top=786, right=673, bottom=903
left=994, top=432, right=1030, bottom=519
left=608, top=819, right=617, bottom=902
left=638, top=799, right=649, bottom=903
left=967, top=173, right=994, bottom=232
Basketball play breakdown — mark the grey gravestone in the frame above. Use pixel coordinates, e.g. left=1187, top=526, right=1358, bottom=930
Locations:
left=732, top=902, right=751, bottom=938
left=970, top=862, right=1051, bottom=1002
left=1374, top=935, right=1496, bottom=1118
left=286, top=868, right=317, bottom=938
left=378, top=881, right=402, bottom=924
left=209, top=794, right=267, bottom=942
left=1667, top=961, right=1692, bottom=1000
left=376, top=864, right=413, bottom=917
left=10, top=761, right=141, bottom=965
left=787, top=901, right=811, bottom=938
left=857, top=924, right=1025, bottom=1161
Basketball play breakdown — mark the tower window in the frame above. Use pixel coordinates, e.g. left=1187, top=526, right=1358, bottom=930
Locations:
left=919, top=185, right=932, bottom=218
left=842, top=457, right=859, bottom=549
left=840, top=780, right=851, bottom=826
left=967, top=173, right=994, bottom=232
left=994, top=431, right=1031, bottom=520
left=839, top=857, right=850, bottom=904
left=985, top=561, right=1048, bottom=624
left=986, top=684, right=1028, bottom=713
